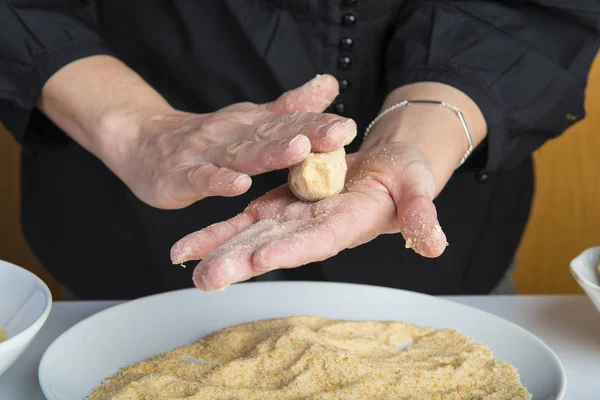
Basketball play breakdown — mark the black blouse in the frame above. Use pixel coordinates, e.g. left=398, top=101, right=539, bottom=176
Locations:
left=1, top=0, right=598, bottom=299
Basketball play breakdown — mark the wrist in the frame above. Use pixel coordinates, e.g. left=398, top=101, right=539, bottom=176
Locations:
left=92, top=103, right=176, bottom=174
left=81, top=68, right=176, bottom=169
left=361, top=82, right=487, bottom=194
left=38, top=55, right=175, bottom=172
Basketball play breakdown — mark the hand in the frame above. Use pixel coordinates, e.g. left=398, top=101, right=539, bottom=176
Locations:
left=106, top=75, right=356, bottom=209
left=170, top=142, right=447, bottom=291
left=37, top=57, right=355, bottom=209
left=170, top=82, right=486, bottom=291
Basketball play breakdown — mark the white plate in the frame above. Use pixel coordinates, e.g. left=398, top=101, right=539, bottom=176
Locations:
left=0, top=260, right=52, bottom=378
left=570, top=246, right=600, bottom=315
left=39, top=282, right=565, bottom=400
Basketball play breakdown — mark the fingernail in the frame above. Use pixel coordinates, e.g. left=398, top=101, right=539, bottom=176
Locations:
left=170, top=242, right=189, bottom=264
left=312, top=74, right=324, bottom=87
left=317, top=121, right=343, bottom=137
left=228, top=173, right=250, bottom=189
left=192, top=266, right=206, bottom=289
left=283, top=134, right=304, bottom=150
left=197, top=258, right=240, bottom=292
left=301, top=74, right=321, bottom=90
left=200, top=268, right=218, bottom=291
left=335, top=119, right=355, bottom=130
left=226, top=173, right=240, bottom=184
left=253, top=248, right=273, bottom=272
left=202, top=274, right=228, bottom=292
left=317, top=123, right=331, bottom=138
left=403, top=224, right=445, bottom=257
left=322, top=119, right=355, bottom=141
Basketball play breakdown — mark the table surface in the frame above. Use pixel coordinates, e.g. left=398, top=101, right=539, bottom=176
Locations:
left=1, top=295, right=599, bottom=400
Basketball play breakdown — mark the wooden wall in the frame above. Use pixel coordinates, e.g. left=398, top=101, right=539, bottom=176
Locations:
left=514, top=53, right=600, bottom=294
left=1, top=54, right=599, bottom=298
left=0, top=124, right=63, bottom=299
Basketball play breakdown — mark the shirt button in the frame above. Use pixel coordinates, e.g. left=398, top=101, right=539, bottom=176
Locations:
left=343, top=0, right=357, bottom=5
left=339, top=36, right=354, bottom=50
left=476, top=171, right=489, bottom=183
left=339, top=79, right=350, bottom=91
left=338, top=55, right=352, bottom=69
left=334, top=102, right=347, bottom=115
left=341, top=13, right=357, bottom=26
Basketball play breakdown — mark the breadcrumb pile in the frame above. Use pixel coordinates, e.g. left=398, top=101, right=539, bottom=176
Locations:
left=88, top=316, right=531, bottom=400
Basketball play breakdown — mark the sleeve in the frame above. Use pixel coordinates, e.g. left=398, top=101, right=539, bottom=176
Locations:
left=0, top=0, right=113, bottom=147
left=385, top=0, right=600, bottom=172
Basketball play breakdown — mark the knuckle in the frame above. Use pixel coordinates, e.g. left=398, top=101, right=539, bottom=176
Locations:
left=186, top=164, right=215, bottom=195
left=287, top=111, right=306, bottom=124
left=313, top=113, right=333, bottom=123
left=149, top=161, right=170, bottom=189
left=223, top=140, right=253, bottom=164
left=234, top=101, right=255, bottom=109
left=253, top=122, right=283, bottom=141
left=272, top=111, right=304, bottom=125
left=201, top=115, right=231, bottom=134
left=147, top=167, right=172, bottom=206
left=144, top=131, right=172, bottom=151
left=223, top=101, right=255, bottom=112
left=245, top=196, right=269, bottom=215
left=188, top=163, right=212, bottom=183
left=245, top=200, right=260, bottom=215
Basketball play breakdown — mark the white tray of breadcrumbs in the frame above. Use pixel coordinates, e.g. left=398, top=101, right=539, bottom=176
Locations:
left=39, top=282, right=566, bottom=400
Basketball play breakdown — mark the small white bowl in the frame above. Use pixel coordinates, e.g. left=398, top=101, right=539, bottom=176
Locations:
left=0, top=260, right=52, bottom=377
left=570, top=246, right=600, bottom=313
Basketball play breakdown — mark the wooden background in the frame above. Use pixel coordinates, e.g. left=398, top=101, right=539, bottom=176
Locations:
left=514, top=53, right=600, bottom=294
left=1, top=55, right=599, bottom=299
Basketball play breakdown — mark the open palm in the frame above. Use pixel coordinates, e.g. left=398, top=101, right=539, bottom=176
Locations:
left=171, top=143, right=447, bottom=291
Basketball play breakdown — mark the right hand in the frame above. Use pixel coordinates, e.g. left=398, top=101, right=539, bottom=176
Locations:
left=104, top=75, right=356, bottom=209
left=171, top=142, right=447, bottom=291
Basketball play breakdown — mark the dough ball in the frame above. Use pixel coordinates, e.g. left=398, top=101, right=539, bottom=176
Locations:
left=288, top=148, right=347, bottom=202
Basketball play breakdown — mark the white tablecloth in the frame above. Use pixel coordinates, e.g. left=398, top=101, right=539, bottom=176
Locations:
left=1, top=295, right=599, bottom=399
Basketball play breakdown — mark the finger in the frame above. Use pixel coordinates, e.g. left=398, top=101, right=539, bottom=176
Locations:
left=171, top=185, right=297, bottom=264
left=252, top=193, right=389, bottom=271
left=170, top=212, right=255, bottom=264
left=397, top=196, right=447, bottom=258
left=392, top=162, right=447, bottom=258
left=265, top=74, right=339, bottom=113
left=350, top=145, right=447, bottom=258
left=244, top=185, right=299, bottom=219
left=255, top=112, right=356, bottom=152
left=252, top=222, right=343, bottom=272
left=206, top=134, right=311, bottom=175
left=165, top=164, right=252, bottom=209
left=197, top=103, right=356, bottom=151
left=193, top=218, right=304, bottom=291
left=193, top=247, right=256, bottom=291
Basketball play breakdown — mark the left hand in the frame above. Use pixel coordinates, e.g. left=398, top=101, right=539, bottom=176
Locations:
left=171, top=142, right=447, bottom=291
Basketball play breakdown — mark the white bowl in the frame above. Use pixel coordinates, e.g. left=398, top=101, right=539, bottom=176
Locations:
left=570, top=246, right=600, bottom=313
left=40, top=283, right=565, bottom=399
left=0, top=260, right=52, bottom=377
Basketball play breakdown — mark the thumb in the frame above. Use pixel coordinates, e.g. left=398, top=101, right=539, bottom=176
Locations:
left=266, top=74, right=339, bottom=113
left=388, top=157, right=447, bottom=258
left=157, top=164, right=252, bottom=209
left=349, top=145, right=447, bottom=258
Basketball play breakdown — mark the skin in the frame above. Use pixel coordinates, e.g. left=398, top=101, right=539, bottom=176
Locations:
left=38, top=55, right=487, bottom=293
left=171, top=83, right=488, bottom=291
left=38, top=56, right=356, bottom=209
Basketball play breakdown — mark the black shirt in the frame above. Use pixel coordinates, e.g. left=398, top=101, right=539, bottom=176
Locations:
left=1, top=1, right=598, bottom=299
